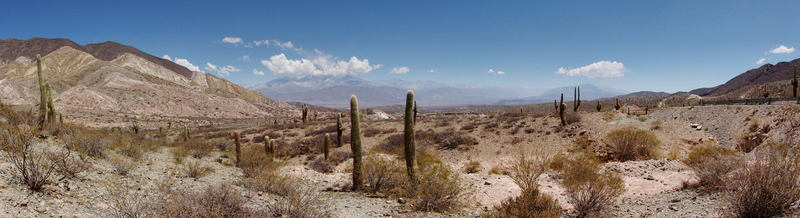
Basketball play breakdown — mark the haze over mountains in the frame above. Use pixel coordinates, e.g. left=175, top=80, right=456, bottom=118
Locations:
left=244, top=75, right=632, bottom=108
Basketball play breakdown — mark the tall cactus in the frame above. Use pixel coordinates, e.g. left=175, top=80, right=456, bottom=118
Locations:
left=413, top=100, right=417, bottom=124
left=404, top=90, right=416, bottom=181
left=301, top=103, right=308, bottom=123
left=337, top=113, right=344, bottom=147
left=45, top=82, right=55, bottom=123
left=792, top=65, right=798, bottom=98
left=596, top=100, right=601, bottom=112
left=36, top=54, right=46, bottom=126
left=324, top=133, right=330, bottom=160
left=614, top=98, right=621, bottom=110
left=234, top=131, right=241, bottom=167
left=559, top=93, right=566, bottom=126
left=763, top=86, right=770, bottom=98
left=314, top=110, right=318, bottom=122
left=350, top=95, right=363, bottom=191
left=264, top=136, right=273, bottom=162
left=554, top=99, right=558, bottom=113
left=184, top=125, right=190, bottom=141
left=574, top=86, right=581, bottom=112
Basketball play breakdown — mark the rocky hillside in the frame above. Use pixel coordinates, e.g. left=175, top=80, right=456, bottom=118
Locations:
left=0, top=38, right=290, bottom=127
left=692, top=57, right=800, bottom=96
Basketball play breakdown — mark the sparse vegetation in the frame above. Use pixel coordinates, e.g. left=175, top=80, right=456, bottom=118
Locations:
left=463, top=161, right=481, bottom=173
left=726, top=142, right=800, bottom=218
left=683, top=144, right=743, bottom=190
left=558, top=151, right=625, bottom=217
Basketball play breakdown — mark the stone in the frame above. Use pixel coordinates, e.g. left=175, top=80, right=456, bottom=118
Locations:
left=398, top=198, right=407, bottom=204
left=645, top=175, right=655, bottom=180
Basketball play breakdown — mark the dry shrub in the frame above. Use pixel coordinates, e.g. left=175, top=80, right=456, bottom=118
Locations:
left=558, top=152, right=624, bottom=217
left=4, top=124, right=67, bottom=191
left=726, top=142, right=800, bottom=218
left=308, top=125, right=337, bottom=135
left=637, top=116, right=647, bottom=122
left=210, top=138, right=230, bottom=151
left=266, top=183, right=330, bottom=218
left=106, top=133, right=143, bottom=161
left=67, top=129, right=106, bottom=158
left=604, top=127, right=660, bottom=161
left=362, top=154, right=406, bottom=194
left=573, top=135, right=592, bottom=150
left=683, top=144, right=743, bottom=190
left=157, top=183, right=268, bottom=217
left=565, top=113, right=582, bottom=124
left=524, top=128, right=536, bottom=134
left=509, top=144, right=559, bottom=192
left=238, top=144, right=279, bottom=177
left=416, top=129, right=477, bottom=149
left=463, top=161, right=482, bottom=173
left=460, top=122, right=480, bottom=132
left=53, top=151, right=93, bottom=179
left=363, top=128, right=382, bottom=137
left=488, top=165, right=509, bottom=175
left=650, top=120, right=663, bottom=130
left=240, top=170, right=294, bottom=197
left=408, top=161, right=464, bottom=212
left=484, top=188, right=563, bottom=218
left=309, top=150, right=352, bottom=173
left=378, top=133, right=405, bottom=154
left=108, top=154, right=136, bottom=176
left=182, top=159, right=214, bottom=179
left=102, top=180, right=156, bottom=218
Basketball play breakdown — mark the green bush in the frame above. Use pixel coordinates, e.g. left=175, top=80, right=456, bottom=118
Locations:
left=605, top=127, right=660, bottom=161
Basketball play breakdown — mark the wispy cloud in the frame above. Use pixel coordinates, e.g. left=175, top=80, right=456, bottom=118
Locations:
left=768, top=45, right=795, bottom=54
left=252, top=68, right=264, bottom=75
left=222, top=37, right=243, bottom=45
left=389, top=67, right=411, bottom=74
left=486, top=69, right=505, bottom=75
left=242, top=55, right=251, bottom=61
left=205, top=63, right=241, bottom=77
left=756, top=58, right=766, bottom=65
left=163, top=55, right=202, bottom=72
left=427, top=69, right=438, bottom=73
left=556, top=61, right=626, bottom=78
left=273, top=40, right=294, bottom=49
left=253, top=40, right=269, bottom=47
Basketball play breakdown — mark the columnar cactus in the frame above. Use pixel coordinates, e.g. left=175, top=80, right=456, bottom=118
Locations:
left=45, top=82, right=55, bottom=123
left=596, top=100, right=601, bottom=112
left=404, top=90, right=416, bottom=180
left=58, top=112, right=63, bottom=124
left=314, top=110, right=318, bottom=122
left=324, top=133, right=330, bottom=160
left=554, top=99, right=558, bottom=113
left=264, top=136, right=273, bottom=162
left=132, top=122, right=139, bottom=134
left=574, top=86, right=581, bottom=112
left=763, top=86, right=770, bottom=99
left=234, top=131, right=241, bottom=167
left=36, top=54, right=46, bottom=126
left=792, top=65, right=798, bottom=98
left=350, top=95, right=363, bottom=191
left=270, top=139, right=276, bottom=159
left=614, top=98, right=621, bottom=110
left=559, top=93, right=566, bottom=126
left=301, top=103, right=308, bottom=123
left=337, top=113, right=344, bottom=147
left=184, top=125, right=190, bottom=141
left=413, top=100, right=417, bottom=124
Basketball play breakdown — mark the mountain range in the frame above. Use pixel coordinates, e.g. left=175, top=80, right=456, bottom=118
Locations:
left=245, top=75, right=630, bottom=108
left=0, top=38, right=294, bottom=127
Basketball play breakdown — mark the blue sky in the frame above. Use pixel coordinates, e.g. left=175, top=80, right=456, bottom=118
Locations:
left=2, top=0, right=799, bottom=93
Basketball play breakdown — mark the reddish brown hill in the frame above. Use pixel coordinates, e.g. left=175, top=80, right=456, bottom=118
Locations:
left=701, top=58, right=800, bottom=96
left=0, top=37, right=192, bottom=78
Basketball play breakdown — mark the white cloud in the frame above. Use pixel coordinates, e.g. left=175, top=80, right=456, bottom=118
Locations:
left=273, top=40, right=294, bottom=49
left=427, top=69, right=438, bottom=73
left=242, top=55, right=251, bottom=61
left=769, top=45, right=795, bottom=54
left=390, top=67, right=411, bottom=74
left=162, top=55, right=172, bottom=61
left=555, top=61, right=626, bottom=78
left=486, top=69, right=505, bottom=75
left=253, top=68, right=264, bottom=75
left=261, top=53, right=321, bottom=75
left=205, top=63, right=240, bottom=77
left=261, top=52, right=381, bottom=76
left=173, top=58, right=202, bottom=72
left=222, top=37, right=243, bottom=45
left=756, top=58, right=766, bottom=65
left=253, top=40, right=269, bottom=46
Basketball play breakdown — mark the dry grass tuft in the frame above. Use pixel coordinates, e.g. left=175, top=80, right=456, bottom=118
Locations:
left=463, top=161, right=482, bottom=173
left=683, top=144, right=742, bottom=190
left=726, top=142, right=800, bottom=218
left=484, top=188, right=563, bottom=218
left=558, top=151, right=624, bottom=217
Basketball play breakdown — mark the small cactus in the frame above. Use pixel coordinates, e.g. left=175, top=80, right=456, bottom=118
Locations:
left=58, top=112, right=63, bottom=124
left=337, top=113, right=344, bottom=147
left=350, top=95, right=363, bottom=191
left=574, top=86, right=581, bottom=112
left=132, top=122, right=139, bottom=134
left=614, top=98, right=621, bottom=110
left=404, top=90, right=416, bottom=181
left=559, top=93, right=566, bottom=126
left=554, top=99, right=558, bottom=113
left=324, top=133, right=330, bottom=161
left=234, top=131, right=241, bottom=167
left=302, top=103, right=308, bottom=123
left=763, top=86, right=770, bottom=99
left=596, top=100, right=601, bottom=112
